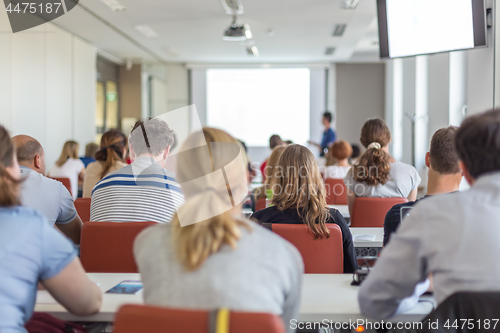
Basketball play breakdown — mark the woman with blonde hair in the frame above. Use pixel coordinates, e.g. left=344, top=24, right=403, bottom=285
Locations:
left=49, top=140, right=85, bottom=200
left=0, top=126, right=102, bottom=332
left=134, top=128, right=303, bottom=333
left=343, top=118, right=420, bottom=214
left=251, top=145, right=286, bottom=211
left=251, top=144, right=357, bottom=273
left=83, top=130, right=127, bottom=198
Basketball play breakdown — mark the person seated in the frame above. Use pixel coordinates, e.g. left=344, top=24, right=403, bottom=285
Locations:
left=324, top=140, right=352, bottom=180
left=83, top=130, right=127, bottom=198
left=384, top=126, right=462, bottom=245
left=308, top=111, right=337, bottom=157
left=358, top=109, right=500, bottom=319
left=344, top=118, right=421, bottom=215
left=134, top=128, right=303, bottom=333
left=0, top=126, right=102, bottom=332
left=260, top=134, right=284, bottom=183
left=12, top=135, right=83, bottom=244
left=349, top=143, right=361, bottom=165
left=48, top=140, right=85, bottom=200
left=252, top=145, right=286, bottom=211
left=80, top=142, right=99, bottom=168
left=90, top=118, right=184, bottom=223
left=251, top=144, right=357, bottom=273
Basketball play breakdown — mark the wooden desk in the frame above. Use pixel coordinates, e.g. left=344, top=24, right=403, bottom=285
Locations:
left=35, top=273, right=433, bottom=324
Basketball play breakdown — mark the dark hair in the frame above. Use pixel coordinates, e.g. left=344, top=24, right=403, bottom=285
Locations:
left=323, top=111, right=333, bottom=123
left=430, top=126, right=460, bottom=175
left=353, top=118, right=392, bottom=186
left=129, top=118, right=174, bottom=157
left=0, top=126, right=21, bottom=207
left=95, top=130, right=127, bottom=179
left=85, top=143, right=99, bottom=158
left=329, top=140, right=352, bottom=160
left=16, top=138, right=43, bottom=163
left=350, top=144, right=361, bottom=158
left=269, top=134, right=283, bottom=149
left=455, top=109, right=500, bottom=179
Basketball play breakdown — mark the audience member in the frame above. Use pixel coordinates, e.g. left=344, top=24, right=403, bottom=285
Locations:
left=260, top=134, right=284, bottom=183
left=0, top=126, right=101, bottom=332
left=349, top=144, right=361, bottom=164
left=251, top=144, right=357, bottom=273
left=308, top=111, right=337, bottom=157
left=48, top=140, right=85, bottom=200
left=324, top=140, right=352, bottom=180
left=12, top=135, right=83, bottom=244
left=358, top=109, right=500, bottom=319
left=134, top=128, right=303, bottom=333
left=90, top=118, right=184, bottom=223
left=80, top=142, right=99, bottom=168
left=252, top=145, right=286, bottom=211
left=344, top=118, right=420, bottom=214
left=83, top=130, right=127, bottom=198
left=383, top=127, right=462, bottom=245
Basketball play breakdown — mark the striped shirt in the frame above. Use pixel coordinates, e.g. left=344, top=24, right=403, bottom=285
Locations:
left=90, top=156, right=184, bottom=223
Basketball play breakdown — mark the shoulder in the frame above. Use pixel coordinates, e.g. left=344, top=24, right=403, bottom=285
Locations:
left=390, top=161, right=418, bottom=173
left=5, top=206, right=48, bottom=227
left=86, top=161, right=103, bottom=172
left=251, top=206, right=278, bottom=222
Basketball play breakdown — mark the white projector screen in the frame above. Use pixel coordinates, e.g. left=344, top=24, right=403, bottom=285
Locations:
left=377, top=0, right=486, bottom=58
left=206, top=68, right=310, bottom=147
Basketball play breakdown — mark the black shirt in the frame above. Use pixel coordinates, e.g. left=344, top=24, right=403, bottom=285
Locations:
left=251, top=206, right=358, bottom=273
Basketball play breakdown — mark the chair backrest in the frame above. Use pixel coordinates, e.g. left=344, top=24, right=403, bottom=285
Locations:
left=255, top=198, right=266, bottom=212
left=324, top=178, right=347, bottom=205
left=80, top=221, right=157, bottom=273
left=74, top=198, right=91, bottom=223
left=50, top=177, right=72, bottom=197
left=262, top=223, right=343, bottom=273
left=114, top=305, right=285, bottom=333
left=351, top=197, right=408, bottom=227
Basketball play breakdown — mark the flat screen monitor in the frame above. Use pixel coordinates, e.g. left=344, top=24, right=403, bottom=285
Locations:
left=377, top=0, right=487, bottom=59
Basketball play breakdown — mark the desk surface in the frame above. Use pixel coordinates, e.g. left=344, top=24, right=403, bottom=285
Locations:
left=35, top=273, right=433, bottom=323
left=350, top=227, right=384, bottom=248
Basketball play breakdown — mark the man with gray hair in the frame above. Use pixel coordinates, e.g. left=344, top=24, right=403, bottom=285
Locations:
left=90, top=118, right=184, bottom=223
left=12, top=135, right=83, bottom=244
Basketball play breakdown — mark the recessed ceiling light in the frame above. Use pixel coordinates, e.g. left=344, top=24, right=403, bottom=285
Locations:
left=342, top=0, right=360, bottom=9
left=245, top=45, right=259, bottom=57
left=325, top=47, right=336, bottom=55
left=162, top=46, right=179, bottom=57
left=332, top=24, right=347, bottom=37
left=134, top=25, right=158, bottom=39
left=220, top=0, right=244, bottom=15
left=98, top=0, right=127, bottom=12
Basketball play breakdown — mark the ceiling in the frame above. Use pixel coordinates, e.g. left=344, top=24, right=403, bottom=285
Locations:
left=52, top=0, right=382, bottom=64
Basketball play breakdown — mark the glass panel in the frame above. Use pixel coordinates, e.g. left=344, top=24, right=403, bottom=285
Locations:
left=96, top=81, right=105, bottom=142
left=106, top=81, right=119, bottom=130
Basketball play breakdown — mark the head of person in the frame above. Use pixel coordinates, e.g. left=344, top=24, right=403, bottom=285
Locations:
left=271, top=144, right=330, bottom=239
left=350, top=144, right=361, bottom=159
left=128, top=118, right=174, bottom=166
left=85, top=143, right=99, bottom=159
left=329, top=140, right=353, bottom=163
left=322, top=111, right=333, bottom=127
left=56, top=140, right=79, bottom=167
left=426, top=126, right=461, bottom=176
left=172, top=127, right=249, bottom=271
left=455, top=109, right=500, bottom=185
left=269, top=134, right=284, bottom=150
left=95, top=130, right=128, bottom=179
left=353, top=118, right=392, bottom=186
left=0, top=126, right=21, bottom=207
left=12, top=135, right=46, bottom=175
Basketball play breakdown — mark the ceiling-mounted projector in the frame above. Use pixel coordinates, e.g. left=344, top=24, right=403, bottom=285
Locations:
left=223, top=16, right=252, bottom=41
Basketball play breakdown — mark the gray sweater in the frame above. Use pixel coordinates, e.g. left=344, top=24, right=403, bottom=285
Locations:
left=134, top=219, right=304, bottom=333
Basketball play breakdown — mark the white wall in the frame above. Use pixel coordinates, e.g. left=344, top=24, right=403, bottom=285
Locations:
left=0, top=10, right=96, bottom=168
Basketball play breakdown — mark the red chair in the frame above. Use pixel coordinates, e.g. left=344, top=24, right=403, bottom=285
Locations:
left=255, top=198, right=266, bottom=212
left=350, top=197, right=408, bottom=228
left=114, top=305, right=285, bottom=333
left=50, top=177, right=72, bottom=197
left=74, top=198, right=91, bottom=223
left=262, top=223, right=343, bottom=273
left=325, top=178, right=347, bottom=205
left=80, top=222, right=157, bottom=273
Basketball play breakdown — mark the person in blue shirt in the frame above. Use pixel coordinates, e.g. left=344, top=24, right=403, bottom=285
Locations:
left=0, top=125, right=102, bottom=333
left=308, top=111, right=337, bottom=157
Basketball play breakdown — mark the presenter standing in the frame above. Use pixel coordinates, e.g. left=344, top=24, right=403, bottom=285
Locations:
left=308, top=111, right=336, bottom=157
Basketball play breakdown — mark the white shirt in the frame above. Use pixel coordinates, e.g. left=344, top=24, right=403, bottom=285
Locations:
left=324, top=165, right=351, bottom=180
left=49, top=158, right=85, bottom=200
left=358, top=172, right=500, bottom=319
